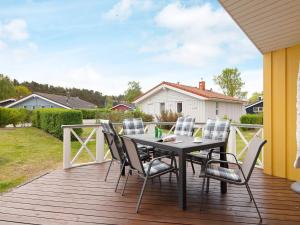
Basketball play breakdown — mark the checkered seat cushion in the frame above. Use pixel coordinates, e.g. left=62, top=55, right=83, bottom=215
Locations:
left=123, top=118, right=145, bottom=135
left=189, top=150, right=220, bottom=160
left=206, top=164, right=241, bottom=182
left=143, top=160, right=171, bottom=176
left=174, top=116, right=195, bottom=136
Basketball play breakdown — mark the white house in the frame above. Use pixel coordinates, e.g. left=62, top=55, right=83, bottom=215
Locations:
left=134, top=81, right=246, bottom=123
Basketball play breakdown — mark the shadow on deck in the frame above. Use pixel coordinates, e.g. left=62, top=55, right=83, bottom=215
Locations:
left=0, top=162, right=300, bottom=225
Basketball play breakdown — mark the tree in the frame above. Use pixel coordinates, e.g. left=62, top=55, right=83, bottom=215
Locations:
left=213, top=68, right=247, bottom=98
left=124, top=81, right=142, bottom=103
left=0, top=74, right=16, bottom=100
left=248, top=91, right=263, bottom=103
left=15, top=85, right=31, bottom=99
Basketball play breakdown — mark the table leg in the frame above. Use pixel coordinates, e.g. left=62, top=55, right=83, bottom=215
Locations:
left=178, top=152, right=186, bottom=210
left=220, top=145, right=228, bottom=193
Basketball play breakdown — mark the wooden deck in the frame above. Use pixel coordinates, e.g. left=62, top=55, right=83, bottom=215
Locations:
left=0, top=162, right=300, bottom=225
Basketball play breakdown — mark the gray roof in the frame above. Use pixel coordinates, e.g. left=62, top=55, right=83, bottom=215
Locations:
left=34, top=92, right=97, bottom=109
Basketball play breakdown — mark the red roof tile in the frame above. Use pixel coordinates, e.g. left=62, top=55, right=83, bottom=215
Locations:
left=135, top=81, right=245, bottom=103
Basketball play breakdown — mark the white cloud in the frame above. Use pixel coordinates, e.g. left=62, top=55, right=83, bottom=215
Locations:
left=0, top=40, right=6, bottom=50
left=141, top=2, right=258, bottom=67
left=1, top=19, right=29, bottom=41
left=0, top=19, right=37, bottom=63
left=103, top=0, right=153, bottom=21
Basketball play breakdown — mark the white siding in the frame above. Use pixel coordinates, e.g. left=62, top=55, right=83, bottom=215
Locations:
left=137, top=88, right=206, bottom=122
left=205, top=100, right=245, bottom=122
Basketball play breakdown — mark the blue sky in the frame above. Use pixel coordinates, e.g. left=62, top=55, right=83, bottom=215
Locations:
left=0, top=0, right=262, bottom=96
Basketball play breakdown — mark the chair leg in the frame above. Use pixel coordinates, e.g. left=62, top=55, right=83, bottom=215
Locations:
left=121, top=170, right=130, bottom=196
left=115, top=161, right=126, bottom=192
left=136, top=176, right=148, bottom=213
left=104, top=159, right=113, bottom=182
left=201, top=177, right=206, bottom=192
left=158, top=177, right=162, bottom=186
left=245, top=183, right=262, bottom=222
left=206, top=178, right=210, bottom=193
left=190, top=161, right=195, bottom=174
left=245, top=183, right=253, bottom=201
left=169, top=157, right=175, bottom=182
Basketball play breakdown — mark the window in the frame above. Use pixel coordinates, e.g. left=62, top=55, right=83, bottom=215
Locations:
left=253, top=107, right=263, bottom=113
left=32, top=106, right=35, bottom=110
left=216, top=102, right=219, bottom=115
left=23, top=106, right=27, bottom=109
left=177, top=102, right=182, bottom=113
left=160, top=102, right=165, bottom=113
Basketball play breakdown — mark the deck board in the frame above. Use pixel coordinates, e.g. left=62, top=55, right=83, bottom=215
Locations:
left=1, top=162, right=300, bottom=225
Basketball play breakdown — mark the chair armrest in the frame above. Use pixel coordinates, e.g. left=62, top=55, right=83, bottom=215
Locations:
left=204, top=159, right=247, bottom=181
left=146, top=155, right=170, bottom=174
left=207, top=149, right=239, bottom=163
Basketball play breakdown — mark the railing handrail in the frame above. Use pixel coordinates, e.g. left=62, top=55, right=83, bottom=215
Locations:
left=62, top=121, right=263, bottom=129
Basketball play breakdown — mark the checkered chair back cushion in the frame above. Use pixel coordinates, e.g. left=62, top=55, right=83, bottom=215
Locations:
left=202, top=119, right=230, bottom=141
left=100, top=120, right=117, bottom=135
left=174, top=116, right=195, bottom=137
left=202, top=119, right=215, bottom=139
left=123, top=118, right=145, bottom=135
left=212, top=119, right=231, bottom=141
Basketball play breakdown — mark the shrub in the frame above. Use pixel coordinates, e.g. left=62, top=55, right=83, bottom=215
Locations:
left=94, top=108, right=153, bottom=123
left=0, top=108, right=31, bottom=127
left=157, top=110, right=181, bottom=129
left=240, top=114, right=263, bottom=125
left=33, top=108, right=83, bottom=140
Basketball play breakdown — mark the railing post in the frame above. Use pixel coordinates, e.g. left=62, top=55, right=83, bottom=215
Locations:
left=227, top=126, right=236, bottom=162
left=63, top=127, right=71, bottom=169
left=96, top=126, right=105, bottom=163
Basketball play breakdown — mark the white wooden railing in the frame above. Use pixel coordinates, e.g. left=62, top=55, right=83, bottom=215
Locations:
left=62, top=124, right=108, bottom=169
left=62, top=122, right=264, bottom=169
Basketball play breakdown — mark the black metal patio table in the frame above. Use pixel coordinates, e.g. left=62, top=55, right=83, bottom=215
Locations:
left=125, top=134, right=227, bottom=210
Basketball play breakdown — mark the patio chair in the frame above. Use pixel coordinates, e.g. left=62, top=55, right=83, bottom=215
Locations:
left=100, top=120, right=149, bottom=190
left=187, top=119, right=231, bottom=175
left=122, top=118, right=154, bottom=155
left=155, top=116, right=195, bottom=179
left=203, top=135, right=266, bottom=222
left=120, top=136, right=179, bottom=213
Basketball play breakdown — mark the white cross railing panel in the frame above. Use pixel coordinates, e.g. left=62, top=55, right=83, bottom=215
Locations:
left=227, top=124, right=264, bottom=168
left=62, top=124, right=106, bottom=169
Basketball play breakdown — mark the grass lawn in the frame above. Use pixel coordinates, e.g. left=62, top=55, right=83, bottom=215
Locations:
left=0, top=126, right=260, bottom=193
left=0, top=127, right=101, bottom=193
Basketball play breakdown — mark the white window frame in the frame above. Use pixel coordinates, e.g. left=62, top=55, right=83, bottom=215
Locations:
left=177, top=102, right=182, bottom=113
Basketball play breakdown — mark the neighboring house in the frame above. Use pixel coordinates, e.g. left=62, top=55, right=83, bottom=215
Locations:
left=133, top=81, right=245, bottom=122
left=111, top=104, right=133, bottom=111
left=245, top=97, right=263, bottom=114
left=0, top=98, right=16, bottom=107
left=6, top=92, right=97, bottom=110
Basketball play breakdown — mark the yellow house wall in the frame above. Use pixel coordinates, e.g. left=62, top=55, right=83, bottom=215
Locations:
left=263, top=44, right=300, bottom=180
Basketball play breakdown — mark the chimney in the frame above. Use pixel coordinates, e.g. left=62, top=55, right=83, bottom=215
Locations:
left=199, top=81, right=205, bottom=90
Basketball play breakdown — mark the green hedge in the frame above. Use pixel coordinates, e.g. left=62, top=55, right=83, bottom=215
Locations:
left=81, top=108, right=110, bottom=119
left=240, top=114, right=263, bottom=125
left=32, top=108, right=83, bottom=140
left=0, top=108, right=31, bottom=127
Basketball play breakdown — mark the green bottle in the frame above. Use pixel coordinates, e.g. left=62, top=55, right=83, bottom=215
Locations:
left=155, top=126, right=158, bottom=138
